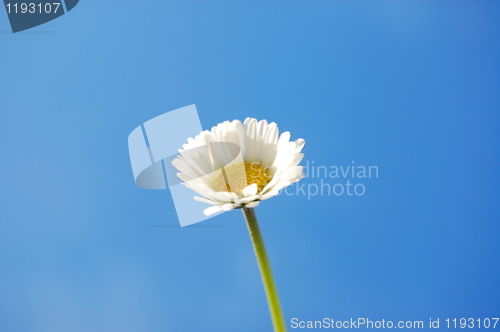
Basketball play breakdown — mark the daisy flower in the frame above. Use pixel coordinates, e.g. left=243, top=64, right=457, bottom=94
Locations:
left=171, top=116, right=306, bottom=332
left=172, top=118, right=306, bottom=216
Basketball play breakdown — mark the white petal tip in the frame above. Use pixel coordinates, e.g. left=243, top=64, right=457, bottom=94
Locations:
left=203, top=205, right=222, bottom=216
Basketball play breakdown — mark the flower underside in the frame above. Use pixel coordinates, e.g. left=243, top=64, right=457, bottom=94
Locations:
left=213, top=162, right=271, bottom=197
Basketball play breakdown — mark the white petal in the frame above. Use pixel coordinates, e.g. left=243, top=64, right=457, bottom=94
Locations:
left=242, top=183, right=258, bottom=197
left=239, top=195, right=260, bottom=204
left=208, top=191, right=239, bottom=203
left=245, top=118, right=258, bottom=161
left=245, top=201, right=260, bottom=208
left=277, top=131, right=291, bottom=147
left=221, top=203, right=235, bottom=211
left=257, top=119, right=268, bottom=137
left=194, top=196, right=219, bottom=205
left=269, top=181, right=291, bottom=192
left=294, top=138, right=306, bottom=153
left=232, top=120, right=246, bottom=155
left=260, top=190, right=279, bottom=200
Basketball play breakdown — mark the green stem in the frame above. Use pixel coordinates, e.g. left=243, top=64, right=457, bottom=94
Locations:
left=242, top=207, right=286, bottom=332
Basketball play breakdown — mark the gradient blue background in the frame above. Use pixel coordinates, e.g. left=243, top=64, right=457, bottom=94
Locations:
left=1, top=1, right=499, bottom=331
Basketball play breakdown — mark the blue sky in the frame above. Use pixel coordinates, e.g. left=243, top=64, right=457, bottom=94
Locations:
left=1, top=1, right=499, bottom=331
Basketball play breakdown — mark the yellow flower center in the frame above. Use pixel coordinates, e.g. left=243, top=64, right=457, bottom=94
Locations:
left=213, top=162, right=270, bottom=197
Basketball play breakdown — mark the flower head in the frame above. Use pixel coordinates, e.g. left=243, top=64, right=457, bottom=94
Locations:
left=172, top=118, right=305, bottom=215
